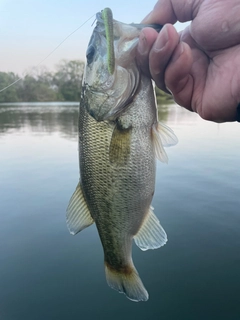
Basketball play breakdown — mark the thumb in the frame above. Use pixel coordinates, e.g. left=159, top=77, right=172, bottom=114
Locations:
left=142, top=0, right=203, bottom=24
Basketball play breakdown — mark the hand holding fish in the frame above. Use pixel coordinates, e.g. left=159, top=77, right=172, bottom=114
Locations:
left=137, top=0, right=240, bottom=122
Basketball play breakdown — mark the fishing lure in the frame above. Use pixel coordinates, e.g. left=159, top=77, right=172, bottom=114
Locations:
left=102, top=8, right=115, bottom=75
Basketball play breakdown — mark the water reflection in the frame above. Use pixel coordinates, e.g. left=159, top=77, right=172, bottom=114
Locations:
left=0, top=102, right=197, bottom=134
left=0, top=102, right=185, bottom=138
left=0, top=102, right=240, bottom=319
left=0, top=102, right=79, bottom=139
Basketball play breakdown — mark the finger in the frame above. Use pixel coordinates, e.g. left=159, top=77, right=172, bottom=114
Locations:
left=142, top=0, right=203, bottom=24
left=148, top=24, right=180, bottom=91
left=136, top=27, right=159, bottom=77
left=165, top=42, right=194, bottom=110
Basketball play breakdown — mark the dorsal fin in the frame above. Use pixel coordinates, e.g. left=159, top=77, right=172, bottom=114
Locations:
left=157, top=122, right=178, bottom=147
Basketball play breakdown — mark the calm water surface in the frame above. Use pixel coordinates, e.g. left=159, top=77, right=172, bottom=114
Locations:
left=0, top=102, right=240, bottom=320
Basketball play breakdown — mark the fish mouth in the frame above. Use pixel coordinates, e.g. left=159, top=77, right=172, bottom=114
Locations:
left=96, top=11, right=104, bottom=23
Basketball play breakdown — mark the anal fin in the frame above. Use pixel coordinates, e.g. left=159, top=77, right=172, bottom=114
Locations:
left=134, top=206, right=167, bottom=251
left=66, top=183, right=94, bottom=235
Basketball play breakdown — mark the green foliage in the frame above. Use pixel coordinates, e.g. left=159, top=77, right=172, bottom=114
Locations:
left=53, top=60, right=84, bottom=101
left=0, top=60, right=85, bottom=103
left=18, top=74, right=58, bottom=102
left=0, top=72, right=20, bottom=102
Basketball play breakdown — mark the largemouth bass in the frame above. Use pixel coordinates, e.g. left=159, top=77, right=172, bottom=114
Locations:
left=67, top=8, right=177, bottom=302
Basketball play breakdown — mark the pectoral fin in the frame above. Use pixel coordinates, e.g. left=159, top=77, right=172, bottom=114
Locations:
left=109, top=123, right=132, bottom=166
left=66, top=183, right=94, bottom=235
left=152, top=122, right=178, bottom=163
left=133, top=206, right=167, bottom=251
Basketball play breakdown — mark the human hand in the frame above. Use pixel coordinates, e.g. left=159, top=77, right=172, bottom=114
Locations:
left=137, top=0, right=240, bottom=122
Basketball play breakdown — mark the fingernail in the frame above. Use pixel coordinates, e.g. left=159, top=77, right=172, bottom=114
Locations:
left=153, top=25, right=169, bottom=52
left=171, top=42, right=184, bottom=63
left=138, top=31, right=148, bottom=55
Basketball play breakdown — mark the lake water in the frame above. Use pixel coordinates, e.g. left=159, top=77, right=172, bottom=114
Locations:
left=0, top=102, right=240, bottom=320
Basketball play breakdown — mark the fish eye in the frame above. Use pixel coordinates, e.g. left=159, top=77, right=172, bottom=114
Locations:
left=86, top=45, right=95, bottom=65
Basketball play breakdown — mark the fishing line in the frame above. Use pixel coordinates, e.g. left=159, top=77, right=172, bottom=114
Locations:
left=0, top=13, right=95, bottom=93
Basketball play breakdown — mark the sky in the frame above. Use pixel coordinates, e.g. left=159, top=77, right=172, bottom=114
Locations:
left=0, top=0, right=190, bottom=76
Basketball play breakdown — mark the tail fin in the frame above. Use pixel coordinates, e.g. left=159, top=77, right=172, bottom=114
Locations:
left=105, top=262, right=149, bottom=302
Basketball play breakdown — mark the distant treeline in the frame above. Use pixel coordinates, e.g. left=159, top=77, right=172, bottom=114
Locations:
left=0, top=59, right=172, bottom=103
left=0, top=60, right=84, bottom=103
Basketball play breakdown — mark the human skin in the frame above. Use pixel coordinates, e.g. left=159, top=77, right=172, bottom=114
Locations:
left=136, top=0, right=240, bottom=122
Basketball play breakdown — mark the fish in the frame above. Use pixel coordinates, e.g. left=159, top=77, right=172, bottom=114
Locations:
left=66, top=8, right=178, bottom=302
